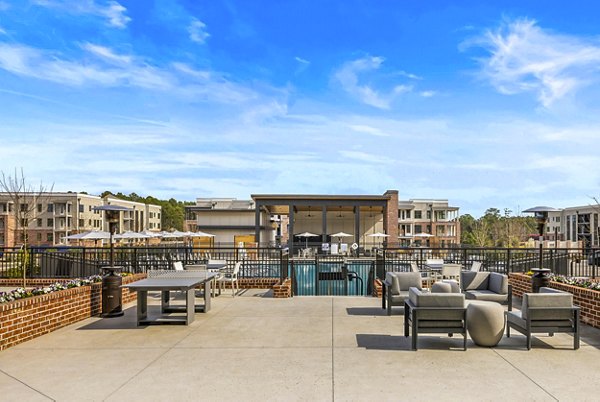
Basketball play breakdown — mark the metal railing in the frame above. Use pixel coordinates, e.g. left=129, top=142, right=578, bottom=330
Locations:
left=0, top=246, right=286, bottom=280
left=1, top=246, right=597, bottom=295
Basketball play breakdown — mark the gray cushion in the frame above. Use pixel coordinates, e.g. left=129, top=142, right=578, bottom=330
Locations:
left=507, top=311, right=574, bottom=328
left=431, top=282, right=452, bottom=293
left=386, top=272, right=422, bottom=295
left=488, top=272, right=508, bottom=294
left=461, top=272, right=490, bottom=291
left=409, top=287, right=465, bottom=308
left=465, top=290, right=509, bottom=303
left=522, top=290, right=574, bottom=320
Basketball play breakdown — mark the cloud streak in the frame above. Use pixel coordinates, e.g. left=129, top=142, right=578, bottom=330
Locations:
left=188, top=18, right=210, bottom=44
left=466, top=18, right=600, bottom=106
left=33, top=0, right=131, bottom=29
left=333, top=56, right=412, bottom=109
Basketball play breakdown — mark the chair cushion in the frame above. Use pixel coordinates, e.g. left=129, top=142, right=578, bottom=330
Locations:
left=387, top=272, right=422, bottom=295
left=507, top=311, right=573, bottom=328
left=522, top=290, right=574, bottom=320
left=409, top=287, right=465, bottom=308
left=465, top=290, right=508, bottom=303
left=431, top=282, right=452, bottom=293
left=488, top=273, right=508, bottom=294
left=461, top=272, right=490, bottom=291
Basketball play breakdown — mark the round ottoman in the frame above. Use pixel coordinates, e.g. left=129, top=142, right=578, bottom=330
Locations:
left=466, top=301, right=505, bottom=347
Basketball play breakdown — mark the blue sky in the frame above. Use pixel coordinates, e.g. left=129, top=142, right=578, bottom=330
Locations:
left=1, top=0, right=600, bottom=217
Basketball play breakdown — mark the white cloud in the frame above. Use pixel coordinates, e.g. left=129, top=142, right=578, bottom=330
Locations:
left=0, top=43, right=271, bottom=101
left=82, top=43, right=132, bottom=64
left=295, top=56, right=310, bottom=65
left=333, top=56, right=413, bottom=109
left=33, top=0, right=130, bottom=29
left=419, top=90, right=436, bottom=97
left=188, top=18, right=210, bottom=44
left=347, top=124, right=389, bottom=137
left=467, top=18, right=600, bottom=107
left=0, top=26, right=6, bottom=35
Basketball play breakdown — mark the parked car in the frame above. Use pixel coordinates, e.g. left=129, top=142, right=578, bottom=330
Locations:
left=588, top=250, right=600, bottom=266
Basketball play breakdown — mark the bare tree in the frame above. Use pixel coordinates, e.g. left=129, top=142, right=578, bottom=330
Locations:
left=0, top=168, right=53, bottom=287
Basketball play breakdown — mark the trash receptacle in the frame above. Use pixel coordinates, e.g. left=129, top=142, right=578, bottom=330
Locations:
left=101, top=266, right=124, bottom=317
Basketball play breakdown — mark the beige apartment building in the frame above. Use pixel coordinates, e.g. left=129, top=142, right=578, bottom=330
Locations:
left=398, top=199, right=461, bottom=248
left=547, top=205, right=600, bottom=249
left=0, top=193, right=161, bottom=247
left=185, top=191, right=461, bottom=250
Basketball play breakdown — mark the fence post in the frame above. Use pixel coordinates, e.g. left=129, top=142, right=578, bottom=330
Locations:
left=506, top=248, right=511, bottom=275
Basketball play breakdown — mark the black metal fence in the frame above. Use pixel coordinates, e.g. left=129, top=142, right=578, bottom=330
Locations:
left=0, top=246, right=286, bottom=280
left=1, top=246, right=598, bottom=295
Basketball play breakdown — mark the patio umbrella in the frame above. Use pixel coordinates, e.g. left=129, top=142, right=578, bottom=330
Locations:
left=113, top=231, right=151, bottom=240
left=139, top=230, right=162, bottom=238
left=296, top=231, right=318, bottom=249
left=368, top=232, right=389, bottom=248
left=413, top=233, right=434, bottom=238
left=186, top=231, right=215, bottom=237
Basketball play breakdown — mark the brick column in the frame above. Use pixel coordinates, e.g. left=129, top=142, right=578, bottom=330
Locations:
left=384, top=190, right=399, bottom=248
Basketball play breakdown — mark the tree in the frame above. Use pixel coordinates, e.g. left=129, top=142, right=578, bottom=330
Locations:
left=0, top=168, right=53, bottom=287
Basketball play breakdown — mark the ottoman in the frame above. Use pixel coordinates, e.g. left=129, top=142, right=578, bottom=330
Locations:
left=467, top=301, right=505, bottom=347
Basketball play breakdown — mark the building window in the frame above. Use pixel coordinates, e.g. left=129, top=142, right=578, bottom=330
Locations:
left=67, top=204, right=71, bottom=213
left=48, top=204, right=54, bottom=213
left=426, top=210, right=432, bottom=220
left=88, top=219, right=92, bottom=225
left=36, top=233, right=42, bottom=241
left=37, top=203, right=43, bottom=213
left=20, top=203, right=28, bottom=212
left=20, top=218, right=28, bottom=226
left=414, top=211, right=422, bottom=219
left=37, top=218, right=42, bottom=227
left=47, top=218, right=53, bottom=227
left=415, top=224, right=422, bottom=233
left=79, top=205, right=84, bottom=213
left=79, top=219, right=84, bottom=227
left=47, top=233, right=53, bottom=242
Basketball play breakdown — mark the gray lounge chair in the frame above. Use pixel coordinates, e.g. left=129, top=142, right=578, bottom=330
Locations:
left=506, top=287, right=580, bottom=350
left=382, top=272, right=422, bottom=315
left=404, top=287, right=467, bottom=350
left=461, top=271, right=512, bottom=310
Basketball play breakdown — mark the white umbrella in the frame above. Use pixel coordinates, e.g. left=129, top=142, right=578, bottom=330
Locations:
left=186, top=231, right=215, bottom=237
left=413, top=233, right=434, bottom=238
left=368, top=232, right=389, bottom=247
left=79, top=231, right=111, bottom=240
left=160, top=231, right=182, bottom=239
left=331, top=232, right=353, bottom=238
left=296, top=232, right=318, bottom=248
left=63, top=232, right=88, bottom=240
left=139, top=230, right=162, bottom=238
left=113, top=231, right=151, bottom=240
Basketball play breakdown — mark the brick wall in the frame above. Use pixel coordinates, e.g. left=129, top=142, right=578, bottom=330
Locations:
left=509, top=273, right=600, bottom=329
left=272, top=278, right=291, bottom=298
left=0, top=274, right=144, bottom=351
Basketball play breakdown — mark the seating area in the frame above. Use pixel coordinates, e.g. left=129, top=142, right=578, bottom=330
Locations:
left=383, top=263, right=580, bottom=352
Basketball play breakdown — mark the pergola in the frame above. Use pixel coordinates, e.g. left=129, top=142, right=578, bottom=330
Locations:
left=251, top=193, right=397, bottom=254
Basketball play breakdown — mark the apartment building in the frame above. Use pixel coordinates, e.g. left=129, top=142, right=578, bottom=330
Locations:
left=547, top=205, right=600, bottom=249
left=185, top=192, right=461, bottom=250
left=398, top=199, right=460, bottom=247
left=0, top=193, right=161, bottom=247
left=185, top=198, right=273, bottom=246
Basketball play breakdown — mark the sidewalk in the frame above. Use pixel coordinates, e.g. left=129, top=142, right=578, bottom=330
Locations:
left=1, top=290, right=599, bottom=401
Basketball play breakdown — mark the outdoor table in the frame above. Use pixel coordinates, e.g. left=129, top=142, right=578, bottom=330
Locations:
left=123, top=271, right=218, bottom=326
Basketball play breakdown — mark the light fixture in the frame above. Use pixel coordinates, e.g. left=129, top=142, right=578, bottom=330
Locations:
left=337, top=206, right=343, bottom=218
left=307, top=206, right=312, bottom=218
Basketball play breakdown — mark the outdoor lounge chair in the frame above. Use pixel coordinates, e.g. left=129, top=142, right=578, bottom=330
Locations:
left=461, top=271, right=512, bottom=310
left=506, top=287, right=580, bottom=350
left=404, top=287, right=467, bottom=350
left=382, top=271, right=422, bottom=315
left=410, top=262, right=435, bottom=288
left=469, top=261, right=482, bottom=272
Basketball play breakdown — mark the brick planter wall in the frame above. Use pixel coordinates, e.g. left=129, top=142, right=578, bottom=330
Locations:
left=0, top=274, right=144, bottom=351
left=0, top=278, right=79, bottom=287
left=272, top=278, right=291, bottom=298
left=509, top=273, right=600, bottom=329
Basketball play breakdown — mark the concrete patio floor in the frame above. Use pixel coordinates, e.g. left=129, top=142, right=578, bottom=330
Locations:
left=1, top=290, right=599, bottom=402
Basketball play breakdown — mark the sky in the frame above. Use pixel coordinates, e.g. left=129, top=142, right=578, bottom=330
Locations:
left=1, top=0, right=600, bottom=218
